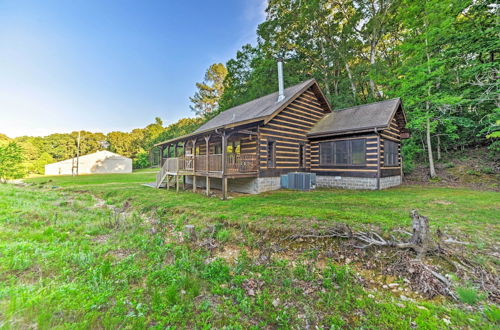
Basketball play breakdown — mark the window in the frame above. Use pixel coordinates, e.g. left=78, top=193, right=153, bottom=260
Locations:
left=267, top=141, right=276, bottom=168
left=319, top=139, right=366, bottom=166
left=334, top=140, right=349, bottom=165
left=299, top=144, right=306, bottom=168
left=212, top=143, right=222, bottom=155
left=351, top=139, right=366, bottom=165
left=384, top=140, right=399, bottom=166
left=227, top=140, right=240, bottom=154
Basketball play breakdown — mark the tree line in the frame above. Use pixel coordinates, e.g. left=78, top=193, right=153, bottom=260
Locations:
left=191, top=0, right=499, bottom=176
left=0, top=117, right=203, bottom=181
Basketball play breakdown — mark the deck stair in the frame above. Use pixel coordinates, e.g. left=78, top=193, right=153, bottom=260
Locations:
left=155, top=158, right=179, bottom=188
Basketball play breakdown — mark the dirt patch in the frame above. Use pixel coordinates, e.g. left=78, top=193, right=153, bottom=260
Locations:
left=433, top=200, right=454, bottom=205
left=92, top=234, right=110, bottom=244
left=106, top=249, right=131, bottom=260
left=211, top=244, right=258, bottom=263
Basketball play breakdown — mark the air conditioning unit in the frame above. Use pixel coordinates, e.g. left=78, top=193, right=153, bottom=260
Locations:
left=281, top=172, right=316, bottom=190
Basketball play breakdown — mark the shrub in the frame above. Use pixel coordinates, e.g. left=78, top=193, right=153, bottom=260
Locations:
left=202, top=259, right=231, bottom=283
left=216, top=229, right=230, bottom=242
left=133, top=152, right=150, bottom=169
left=480, top=166, right=494, bottom=174
left=465, top=169, right=481, bottom=176
left=443, top=162, right=455, bottom=169
left=484, top=305, right=500, bottom=323
left=456, top=286, right=484, bottom=305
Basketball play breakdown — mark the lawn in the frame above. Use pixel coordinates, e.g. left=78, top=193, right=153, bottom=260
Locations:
left=27, top=172, right=500, bottom=241
left=0, top=172, right=497, bottom=328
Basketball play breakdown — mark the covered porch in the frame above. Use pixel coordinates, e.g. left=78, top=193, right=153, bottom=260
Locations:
left=154, top=127, right=260, bottom=199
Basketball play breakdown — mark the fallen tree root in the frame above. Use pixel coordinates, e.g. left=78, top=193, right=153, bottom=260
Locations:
left=285, top=210, right=498, bottom=301
left=287, top=210, right=438, bottom=257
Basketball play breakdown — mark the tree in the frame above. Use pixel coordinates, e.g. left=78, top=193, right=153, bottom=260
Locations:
left=0, top=142, right=25, bottom=182
left=107, top=131, right=137, bottom=158
left=190, top=63, right=228, bottom=117
left=33, top=152, right=55, bottom=174
left=0, top=133, right=10, bottom=145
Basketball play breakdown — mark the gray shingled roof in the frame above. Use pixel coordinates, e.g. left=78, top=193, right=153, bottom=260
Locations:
left=308, top=98, right=402, bottom=137
left=155, top=79, right=322, bottom=146
left=193, top=79, right=316, bottom=133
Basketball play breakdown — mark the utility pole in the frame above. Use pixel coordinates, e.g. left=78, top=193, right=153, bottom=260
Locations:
left=76, top=131, right=81, bottom=176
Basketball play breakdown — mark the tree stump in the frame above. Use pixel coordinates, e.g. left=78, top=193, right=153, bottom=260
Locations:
left=184, top=225, right=196, bottom=241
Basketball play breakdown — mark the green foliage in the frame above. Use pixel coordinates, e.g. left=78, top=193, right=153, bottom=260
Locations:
left=215, top=228, right=231, bottom=242
left=132, top=151, right=150, bottom=169
left=484, top=305, right=500, bottom=323
left=0, top=133, right=11, bottom=145
left=456, top=286, right=485, bottom=305
left=190, top=63, right=228, bottom=117
left=33, top=152, right=55, bottom=174
left=0, top=142, right=25, bottom=182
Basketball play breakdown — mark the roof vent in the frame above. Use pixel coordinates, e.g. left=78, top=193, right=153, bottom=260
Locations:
left=277, top=58, right=285, bottom=102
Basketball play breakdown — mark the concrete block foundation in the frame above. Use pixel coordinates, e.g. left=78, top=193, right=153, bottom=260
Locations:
left=186, top=176, right=281, bottom=194
left=185, top=175, right=401, bottom=194
left=316, top=175, right=402, bottom=190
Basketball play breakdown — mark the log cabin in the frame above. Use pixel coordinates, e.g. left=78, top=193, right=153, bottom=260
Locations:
left=154, top=63, right=409, bottom=199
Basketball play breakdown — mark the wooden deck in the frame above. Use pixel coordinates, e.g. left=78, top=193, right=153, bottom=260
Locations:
left=155, top=154, right=258, bottom=189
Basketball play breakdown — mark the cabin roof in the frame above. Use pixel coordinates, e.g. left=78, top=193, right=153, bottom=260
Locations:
left=307, top=98, right=403, bottom=138
left=194, top=79, right=319, bottom=133
left=155, top=79, right=331, bottom=146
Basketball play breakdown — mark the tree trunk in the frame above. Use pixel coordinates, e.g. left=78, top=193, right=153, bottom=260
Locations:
left=345, top=63, right=357, bottom=99
left=424, top=29, right=436, bottom=178
left=426, top=116, right=436, bottom=178
left=369, top=41, right=377, bottom=98
left=437, top=135, right=441, bottom=161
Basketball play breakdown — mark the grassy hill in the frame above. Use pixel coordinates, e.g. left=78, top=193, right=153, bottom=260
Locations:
left=0, top=172, right=498, bottom=328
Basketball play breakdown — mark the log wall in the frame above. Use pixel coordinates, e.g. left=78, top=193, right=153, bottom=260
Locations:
left=258, top=88, right=330, bottom=177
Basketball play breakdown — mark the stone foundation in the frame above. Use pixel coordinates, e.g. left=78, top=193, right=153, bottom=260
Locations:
left=185, top=176, right=281, bottom=194
left=185, top=174, right=401, bottom=194
left=316, top=175, right=402, bottom=190
left=379, top=175, right=402, bottom=189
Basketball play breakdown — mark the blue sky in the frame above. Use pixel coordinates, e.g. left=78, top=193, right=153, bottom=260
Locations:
left=0, top=0, right=266, bottom=137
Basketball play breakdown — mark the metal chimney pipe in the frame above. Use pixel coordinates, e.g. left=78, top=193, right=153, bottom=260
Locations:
left=277, top=58, right=285, bottom=102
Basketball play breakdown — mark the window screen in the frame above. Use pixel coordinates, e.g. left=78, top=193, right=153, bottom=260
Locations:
left=334, top=140, right=349, bottom=165
left=384, top=140, right=399, bottom=166
left=320, top=142, right=333, bottom=165
left=319, top=139, right=366, bottom=166
left=267, top=141, right=276, bottom=168
left=351, top=139, right=366, bottom=165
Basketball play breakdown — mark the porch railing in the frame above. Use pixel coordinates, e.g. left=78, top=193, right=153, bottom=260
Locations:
left=156, top=157, right=179, bottom=188
left=225, top=153, right=259, bottom=174
left=208, top=154, right=223, bottom=172
left=160, top=154, right=258, bottom=175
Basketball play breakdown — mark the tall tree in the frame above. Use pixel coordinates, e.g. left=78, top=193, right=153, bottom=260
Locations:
left=0, top=142, right=25, bottom=182
left=190, top=63, right=228, bottom=117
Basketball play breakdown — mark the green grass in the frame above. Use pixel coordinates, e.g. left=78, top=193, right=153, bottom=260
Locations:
left=1, top=173, right=497, bottom=327
left=27, top=172, right=500, bottom=241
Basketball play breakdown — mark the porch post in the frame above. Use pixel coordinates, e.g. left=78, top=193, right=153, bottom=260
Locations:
left=205, top=135, right=210, bottom=196
left=159, top=145, right=164, bottom=167
left=192, top=138, right=197, bottom=192
left=221, top=131, right=228, bottom=200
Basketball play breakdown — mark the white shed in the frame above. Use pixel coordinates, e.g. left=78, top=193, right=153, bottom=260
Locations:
left=45, top=150, right=132, bottom=175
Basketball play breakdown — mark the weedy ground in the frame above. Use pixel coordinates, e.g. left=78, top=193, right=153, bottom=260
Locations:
left=0, top=171, right=498, bottom=328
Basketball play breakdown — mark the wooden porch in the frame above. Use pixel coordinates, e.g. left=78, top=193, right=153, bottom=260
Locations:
left=156, top=154, right=258, bottom=180
left=154, top=127, right=260, bottom=199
